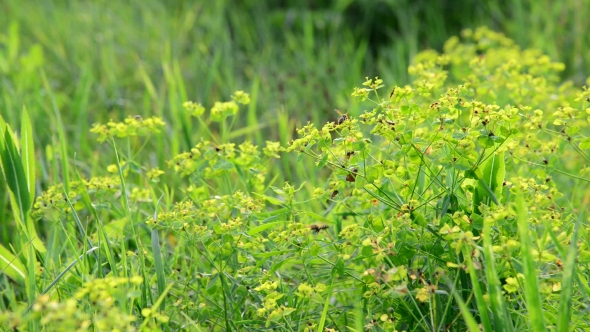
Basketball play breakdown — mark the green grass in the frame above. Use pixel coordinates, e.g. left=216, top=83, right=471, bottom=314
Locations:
left=1, top=1, right=590, bottom=331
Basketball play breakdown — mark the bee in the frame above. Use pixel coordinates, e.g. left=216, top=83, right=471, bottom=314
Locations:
left=555, top=259, right=563, bottom=268
left=346, top=168, right=358, bottom=182
left=364, top=319, right=378, bottom=331
left=379, top=118, right=396, bottom=131
left=334, top=109, right=349, bottom=125
left=310, top=224, right=329, bottom=234
left=330, top=190, right=339, bottom=200
left=409, top=268, right=425, bottom=282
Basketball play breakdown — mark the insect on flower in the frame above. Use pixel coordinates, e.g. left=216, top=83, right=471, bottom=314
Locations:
left=310, top=224, right=329, bottom=234
left=555, top=259, right=563, bottom=268
left=330, top=190, right=339, bottom=200
left=346, top=168, right=358, bottom=182
left=334, top=109, right=349, bottom=125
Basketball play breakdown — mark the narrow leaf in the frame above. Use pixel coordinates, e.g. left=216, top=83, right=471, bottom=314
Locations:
left=0, top=244, right=26, bottom=284
left=451, top=287, right=481, bottom=332
left=556, top=211, right=582, bottom=332
left=24, top=247, right=99, bottom=314
left=151, top=229, right=166, bottom=311
left=1, top=127, right=30, bottom=215
left=317, top=277, right=335, bottom=332
left=247, top=221, right=283, bottom=236
left=20, top=106, right=35, bottom=202
left=482, top=215, right=512, bottom=332
left=515, top=191, right=546, bottom=332
left=473, top=152, right=505, bottom=212
left=463, top=248, right=493, bottom=332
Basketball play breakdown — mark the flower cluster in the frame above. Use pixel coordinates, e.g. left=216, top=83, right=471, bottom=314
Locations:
left=253, top=280, right=296, bottom=327
left=182, top=101, right=205, bottom=117
left=167, top=140, right=274, bottom=194
left=12, top=28, right=590, bottom=331
left=21, top=276, right=144, bottom=331
left=281, top=26, right=589, bottom=328
left=90, top=116, right=165, bottom=142
left=32, top=176, right=120, bottom=219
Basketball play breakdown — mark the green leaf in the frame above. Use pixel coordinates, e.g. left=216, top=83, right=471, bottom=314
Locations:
left=247, top=221, right=283, bottom=236
left=0, top=244, right=26, bottom=284
left=303, top=211, right=332, bottom=224
left=410, top=211, right=426, bottom=227
left=579, top=138, right=590, bottom=150
left=0, top=118, right=45, bottom=254
left=470, top=213, right=484, bottom=231
left=260, top=194, right=284, bottom=206
left=269, top=257, right=298, bottom=274
left=255, top=250, right=291, bottom=258
left=317, top=153, right=328, bottom=169
left=440, top=193, right=451, bottom=217
left=309, top=243, right=320, bottom=256
left=473, top=152, right=505, bottom=213
left=400, top=131, right=413, bottom=144
left=1, top=127, right=30, bottom=215
left=478, top=135, right=495, bottom=148
left=361, top=245, right=373, bottom=257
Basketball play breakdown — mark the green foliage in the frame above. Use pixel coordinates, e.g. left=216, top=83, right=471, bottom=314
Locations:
left=1, top=16, right=590, bottom=332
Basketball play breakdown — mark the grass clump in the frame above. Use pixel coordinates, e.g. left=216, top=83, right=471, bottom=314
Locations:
left=2, top=27, right=590, bottom=331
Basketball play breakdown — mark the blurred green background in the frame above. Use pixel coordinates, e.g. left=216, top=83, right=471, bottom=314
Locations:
left=0, top=0, right=588, bottom=169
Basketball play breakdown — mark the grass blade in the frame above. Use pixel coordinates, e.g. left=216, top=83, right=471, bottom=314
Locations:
left=482, top=214, right=512, bottom=332
left=24, top=247, right=99, bottom=314
left=1, top=126, right=30, bottom=216
left=74, top=170, right=117, bottom=276
left=20, top=107, right=46, bottom=254
left=151, top=229, right=166, bottom=311
left=317, top=276, right=335, bottom=332
left=64, top=189, right=99, bottom=263
left=20, top=106, right=35, bottom=204
left=0, top=244, right=26, bottom=284
left=139, top=282, right=175, bottom=330
left=515, top=190, right=546, bottom=332
left=451, top=285, right=481, bottom=332
left=0, top=116, right=45, bottom=253
left=463, top=248, right=493, bottom=332
left=556, top=209, right=583, bottom=332
left=40, top=69, right=70, bottom=191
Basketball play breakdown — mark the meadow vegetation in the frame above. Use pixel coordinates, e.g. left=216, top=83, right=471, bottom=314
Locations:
left=1, top=1, right=590, bottom=331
